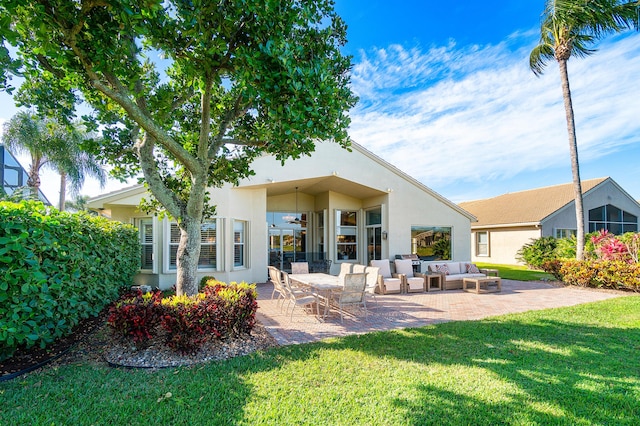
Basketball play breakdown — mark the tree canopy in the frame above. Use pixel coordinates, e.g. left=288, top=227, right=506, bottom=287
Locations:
left=0, top=0, right=357, bottom=295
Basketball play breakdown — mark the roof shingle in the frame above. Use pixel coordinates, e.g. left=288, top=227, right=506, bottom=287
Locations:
left=459, top=177, right=608, bottom=227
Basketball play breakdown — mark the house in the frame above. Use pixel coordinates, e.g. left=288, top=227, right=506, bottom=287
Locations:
left=0, top=144, right=51, bottom=204
left=87, top=141, right=475, bottom=289
left=459, top=177, right=640, bottom=265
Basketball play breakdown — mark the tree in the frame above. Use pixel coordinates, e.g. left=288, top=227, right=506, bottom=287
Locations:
left=0, top=1, right=357, bottom=296
left=529, top=0, right=639, bottom=260
left=1, top=112, right=106, bottom=210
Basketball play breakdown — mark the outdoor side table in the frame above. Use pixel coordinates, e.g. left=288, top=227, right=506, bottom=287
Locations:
left=426, top=273, right=443, bottom=291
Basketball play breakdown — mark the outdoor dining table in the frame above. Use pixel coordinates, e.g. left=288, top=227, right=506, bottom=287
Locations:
left=288, top=273, right=344, bottom=319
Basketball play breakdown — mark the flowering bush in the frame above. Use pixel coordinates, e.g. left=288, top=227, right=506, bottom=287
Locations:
left=590, top=230, right=631, bottom=262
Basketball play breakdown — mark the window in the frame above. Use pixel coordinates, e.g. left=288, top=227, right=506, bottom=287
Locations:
left=336, top=210, right=357, bottom=260
left=555, top=229, right=576, bottom=239
left=476, top=231, right=489, bottom=256
left=589, top=204, right=638, bottom=234
left=411, top=226, right=451, bottom=260
left=366, top=207, right=382, bottom=264
left=168, top=221, right=217, bottom=270
left=138, top=218, right=154, bottom=271
left=233, top=220, right=247, bottom=268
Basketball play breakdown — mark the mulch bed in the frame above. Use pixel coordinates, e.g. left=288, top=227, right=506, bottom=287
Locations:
left=1, top=309, right=279, bottom=381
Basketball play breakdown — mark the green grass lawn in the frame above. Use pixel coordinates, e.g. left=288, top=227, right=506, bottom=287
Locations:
left=2, top=296, right=639, bottom=425
left=476, top=262, right=555, bottom=281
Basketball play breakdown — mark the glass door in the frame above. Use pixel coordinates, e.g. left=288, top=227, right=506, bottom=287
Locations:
left=268, top=227, right=306, bottom=272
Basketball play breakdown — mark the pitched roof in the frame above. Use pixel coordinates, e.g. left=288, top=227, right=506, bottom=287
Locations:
left=458, top=177, right=609, bottom=227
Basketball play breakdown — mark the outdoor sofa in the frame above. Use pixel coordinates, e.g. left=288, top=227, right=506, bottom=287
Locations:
left=427, top=261, right=498, bottom=290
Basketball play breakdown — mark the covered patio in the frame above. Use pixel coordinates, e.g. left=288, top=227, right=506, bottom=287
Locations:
left=255, top=279, right=623, bottom=346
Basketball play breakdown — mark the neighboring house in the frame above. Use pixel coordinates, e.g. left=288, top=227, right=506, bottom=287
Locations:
left=459, top=177, right=640, bottom=265
left=0, top=144, right=51, bottom=204
left=88, top=141, right=475, bottom=289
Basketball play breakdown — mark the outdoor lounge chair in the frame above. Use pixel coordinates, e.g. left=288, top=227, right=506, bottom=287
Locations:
left=369, top=259, right=402, bottom=294
left=394, top=259, right=426, bottom=293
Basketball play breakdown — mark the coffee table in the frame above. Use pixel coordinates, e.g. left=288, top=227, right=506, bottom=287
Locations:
left=463, top=276, right=502, bottom=293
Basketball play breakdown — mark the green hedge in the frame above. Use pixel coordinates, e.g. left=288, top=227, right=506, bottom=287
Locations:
left=0, top=201, right=140, bottom=361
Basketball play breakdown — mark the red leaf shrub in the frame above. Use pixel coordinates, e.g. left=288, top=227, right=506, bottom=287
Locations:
left=107, top=282, right=258, bottom=354
left=107, top=289, right=163, bottom=348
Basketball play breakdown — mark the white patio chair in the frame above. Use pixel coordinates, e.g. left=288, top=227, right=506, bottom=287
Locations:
left=331, top=273, right=367, bottom=323
left=281, top=271, right=318, bottom=320
left=369, top=259, right=402, bottom=294
left=338, top=262, right=353, bottom=284
left=394, top=259, right=426, bottom=293
left=268, top=266, right=287, bottom=308
left=291, top=262, right=309, bottom=274
left=352, top=264, right=366, bottom=274
left=363, top=266, right=379, bottom=304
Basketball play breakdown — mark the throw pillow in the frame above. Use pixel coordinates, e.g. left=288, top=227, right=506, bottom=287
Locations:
left=436, top=264, right=450, bottom=275
left=466, top=263, right=480, bottom=273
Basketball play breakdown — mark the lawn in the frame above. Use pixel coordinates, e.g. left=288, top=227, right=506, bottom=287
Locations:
left=1, top=296, right=639, bottom=425
left=475, top=262, right=555, bottom=281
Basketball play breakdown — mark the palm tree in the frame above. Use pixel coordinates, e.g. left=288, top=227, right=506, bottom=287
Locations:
left=529, top=0, right=639, bottom=260
left=1, top=112, right=106, bottom=210
left=1, top=112, right=48, bottom=199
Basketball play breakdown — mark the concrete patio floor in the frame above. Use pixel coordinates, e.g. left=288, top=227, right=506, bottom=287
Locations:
left=255, top=279, right=625, bottom=346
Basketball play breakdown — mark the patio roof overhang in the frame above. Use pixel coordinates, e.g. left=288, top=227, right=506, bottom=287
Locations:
left=239, top=175, right=388, bottom=199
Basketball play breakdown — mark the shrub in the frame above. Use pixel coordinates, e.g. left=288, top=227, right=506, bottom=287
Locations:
left=517, top=236, right=558, bottom=268
left=0, top=201, right=139, bottom=361
left=160, top=294, right=210, bottom=354
left=560, top=260, right=640, bottom=291
left=160, top=282, right=258, bottom=354
left=559, top=260, right=598, bottom=287
left=590, top=230, right=631, bottom=262
left=540, top=259, right=564, bottom=280
left=107, top=290, right=163, bottom=348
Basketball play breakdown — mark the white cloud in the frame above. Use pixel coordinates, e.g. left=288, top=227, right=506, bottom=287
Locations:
left=348, top=32, right=640, bottom=196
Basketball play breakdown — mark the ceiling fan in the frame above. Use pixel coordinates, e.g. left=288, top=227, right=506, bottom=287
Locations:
left=284, top=187, right=306, bottom=226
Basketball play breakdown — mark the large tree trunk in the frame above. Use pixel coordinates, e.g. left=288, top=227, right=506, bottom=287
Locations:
left=59, top=172, right=67, bottom=211
left=176, top=217, right=202, bottom=296
left=558, top=58, right=585, bottom=260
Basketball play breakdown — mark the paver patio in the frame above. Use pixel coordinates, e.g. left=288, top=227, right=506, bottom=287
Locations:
left=255, top=279, right=624, bottom=346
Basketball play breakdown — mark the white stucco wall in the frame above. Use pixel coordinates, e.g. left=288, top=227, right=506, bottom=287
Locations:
left=470, top=227, right=542, bottom=265
left=89, top=141, right=474, bottom=289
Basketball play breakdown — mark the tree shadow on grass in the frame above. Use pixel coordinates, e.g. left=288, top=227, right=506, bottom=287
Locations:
left=326, top=297, right=640, bottom=424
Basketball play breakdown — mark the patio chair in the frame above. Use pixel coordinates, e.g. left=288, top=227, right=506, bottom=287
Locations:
left=338, top=262, right=353, bottom=283
left=268, top=266, right=287, bottom=308
left=291, top=262, right=309, bottom=274
left=331, top=273, right=367, bottom=323
left=281, top=271, right=319, bottom=320
left=363, top=266, right=380, bottom=304
left=352, top=264, right=366, bottom=274
left=369, top=259, right=402, bottom=294
left=394, top=259, right=426, bottom=293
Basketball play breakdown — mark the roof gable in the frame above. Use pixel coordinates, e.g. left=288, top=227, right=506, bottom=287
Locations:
left=459, top=177, right=609, bottom=227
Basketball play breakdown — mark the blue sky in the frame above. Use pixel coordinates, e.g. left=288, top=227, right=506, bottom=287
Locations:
left=2, top=0, right=640, bottom=203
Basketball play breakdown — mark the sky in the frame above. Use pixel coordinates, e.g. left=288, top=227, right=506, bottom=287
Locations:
left=1, top=0, right=639, bottom=204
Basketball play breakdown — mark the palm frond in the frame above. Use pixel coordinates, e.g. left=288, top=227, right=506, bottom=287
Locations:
left=529, top=44, right=556, bottom=76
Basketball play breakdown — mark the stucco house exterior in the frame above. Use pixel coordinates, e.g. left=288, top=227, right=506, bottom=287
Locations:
left=88, top=141, right=475, bottom=289
left=459, top=177, right=640, bottom=265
